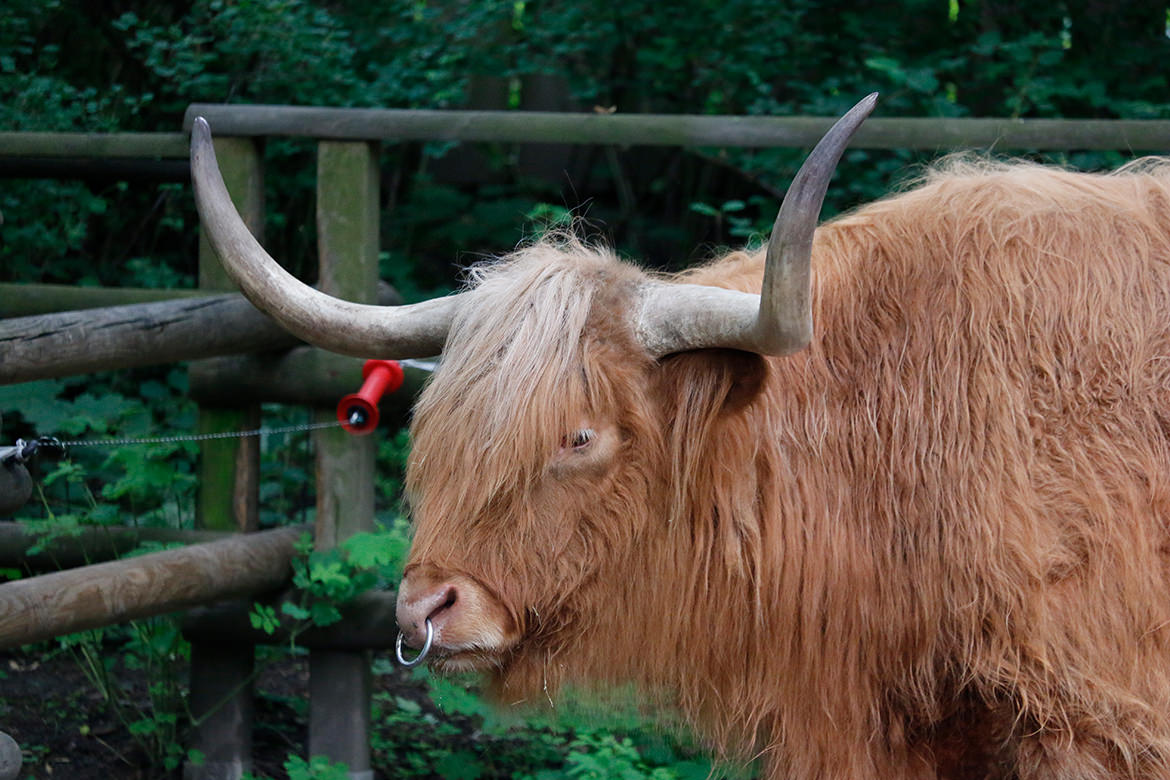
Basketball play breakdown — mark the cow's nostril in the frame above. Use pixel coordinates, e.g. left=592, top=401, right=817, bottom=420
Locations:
left=398, top=581, right=465, bottom=647
left=396, top=572, right=518, bottom=660
left=431, top=585, right=458, bottom=620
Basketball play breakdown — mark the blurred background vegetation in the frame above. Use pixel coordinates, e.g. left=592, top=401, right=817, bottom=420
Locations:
left=6, top=0, right=1170, bottom=289
left=2, top=1, right=1170, bottom=777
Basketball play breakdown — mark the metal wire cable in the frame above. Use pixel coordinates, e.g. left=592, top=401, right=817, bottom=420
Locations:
left=15, top=359, right=436, bottom=455
left=60, top=419, right=344, bottom=449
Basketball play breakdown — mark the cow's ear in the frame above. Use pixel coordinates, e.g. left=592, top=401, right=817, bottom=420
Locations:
left=654, top=350, right=768, bottom=526
left=656, top=349, right=767, bottom=417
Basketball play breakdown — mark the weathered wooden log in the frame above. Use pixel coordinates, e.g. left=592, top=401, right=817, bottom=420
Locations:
left=0, top=282, right=208, bottom=318
left=0, top=283, right=402, bottom=385
left=0, top=294, right=291, bottom=385
left=0, top=132, right=188, bottom=159
left=0, top=525, right=303, bottom=649
left=184, top=104, right=1170, bottom=151
left=188, top=346, right=428, bottom=411
left=0, top=410, right=21, bottom=519
left=0, top=130, right=187, bottom=180
left=0, top=522, right=233, bottom=571
left=182, top=591, right=399, bottom=649
left=0, top=464, right=32, bottom=518
left=0, top=730, right=19, bottom=780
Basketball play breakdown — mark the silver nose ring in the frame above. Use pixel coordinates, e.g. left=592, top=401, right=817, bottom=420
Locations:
left=396, top=618, right=433, bottom=667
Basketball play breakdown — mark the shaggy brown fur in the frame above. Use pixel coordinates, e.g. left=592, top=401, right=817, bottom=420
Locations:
left=403, top=159, right=1170, bottom=779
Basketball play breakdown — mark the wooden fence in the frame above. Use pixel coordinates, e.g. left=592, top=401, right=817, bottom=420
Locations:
left=0, top=104, right=1168, bottom=780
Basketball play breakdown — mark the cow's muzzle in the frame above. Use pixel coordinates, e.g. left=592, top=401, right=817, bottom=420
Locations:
left=394, top=567, right=519, bottom=670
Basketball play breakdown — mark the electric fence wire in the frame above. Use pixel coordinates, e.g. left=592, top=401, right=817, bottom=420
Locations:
left=59, top=419, right=345, bottom=449
left=4, top=358, right=438, bottom=462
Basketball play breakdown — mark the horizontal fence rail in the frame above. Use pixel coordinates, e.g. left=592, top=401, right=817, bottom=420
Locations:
left=0, top=132, right=188, bottom=158
left=183, top=104, right=1170, bottom=151
left=0, top=282, right=210, bottom=318
left=0, top=132, right=190, bottom=180
left=0, top=523, right=232, bottom=571
left=0, top=282, right=402, bottom=384
left=0, top=525, right=303, bottom=649
left=2, top=111, right=1169, bottom=167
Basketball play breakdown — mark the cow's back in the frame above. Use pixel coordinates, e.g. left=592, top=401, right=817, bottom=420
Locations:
left=686, top=161, right=1170, bottom=777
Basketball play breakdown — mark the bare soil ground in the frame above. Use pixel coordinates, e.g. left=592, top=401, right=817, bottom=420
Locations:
left=0, top=644, right=430, bottom=779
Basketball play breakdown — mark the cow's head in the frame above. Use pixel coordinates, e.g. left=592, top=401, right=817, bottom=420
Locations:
left=189, top=95, right=875, bottom=682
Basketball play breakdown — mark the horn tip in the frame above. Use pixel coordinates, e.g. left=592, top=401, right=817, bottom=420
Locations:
left=856, top=93, right=879, bottom=117
left=191, top=116, right=211, bottom=142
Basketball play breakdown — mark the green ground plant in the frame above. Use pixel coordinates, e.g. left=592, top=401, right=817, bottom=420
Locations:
left=58, top=622, right=200, bottom=773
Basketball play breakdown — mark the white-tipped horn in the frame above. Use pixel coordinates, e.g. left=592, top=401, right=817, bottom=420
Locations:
left=190, top=117, right=459, bottom=359
left=635, top=94, right=878, bottom=358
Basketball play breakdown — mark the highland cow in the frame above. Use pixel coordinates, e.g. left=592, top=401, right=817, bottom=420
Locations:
left=192, top=96, right=1170, bottom=779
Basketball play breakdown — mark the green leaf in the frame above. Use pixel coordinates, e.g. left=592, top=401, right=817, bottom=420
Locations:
left=341, top=531, right=397, bottom=569
left=427, top=676, right=491, bottom=718
left=309, top=601, right=342, bottom=627
left=394, top=696, right=422, bottom=715
left=249, top=603, right=279, bottom=635
left=433, top=751, right=484, bottom=780
left=309, top=559, right=350, bottom=588
left=285, top=754, right=350, bottom=780
left=864, top=55, right=902, bottom=75
left=128, top=717, right=158, bottom=736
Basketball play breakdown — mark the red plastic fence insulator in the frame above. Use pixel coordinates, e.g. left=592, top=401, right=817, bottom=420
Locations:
left=337, top=360, right=405, bottom=435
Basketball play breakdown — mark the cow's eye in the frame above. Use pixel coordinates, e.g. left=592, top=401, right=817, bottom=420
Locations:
left=565, top=428, right=596, bottom=450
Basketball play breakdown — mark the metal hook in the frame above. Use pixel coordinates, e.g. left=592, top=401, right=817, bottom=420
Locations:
left=0, top=442, right=25, bottom=467
left=0, top=436, right=66, bottom=466
left=400, top=358, right=438, bottom=373
left=395, top=619, right=433, bottom=667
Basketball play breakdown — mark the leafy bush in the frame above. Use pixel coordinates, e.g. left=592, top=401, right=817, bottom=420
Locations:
left=7, top=0, right=1165, bottom=290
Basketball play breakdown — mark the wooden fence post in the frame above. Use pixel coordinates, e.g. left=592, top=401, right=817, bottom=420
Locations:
left=308, top=140, right=379, bottom=780
left=186, top=136, right=264, bottom=780
left=195, top=136, right=264, bottom=537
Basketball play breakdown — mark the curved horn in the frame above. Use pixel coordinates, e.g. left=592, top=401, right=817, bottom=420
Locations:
left=190, top=117, right=458, bottom=358
left=636, top=93, right=878, bottom=358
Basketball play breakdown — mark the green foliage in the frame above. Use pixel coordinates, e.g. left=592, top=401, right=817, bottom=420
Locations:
left=284, top=754, right=353, bottom=780
left=243, top=518, right=412, bottom=650
left=689, top=196, right=773, bottom=245
left=240, top=754, right=352, bottom=780
left=278, top=517, right=412, bottom=628
left=561, top=731, right=680, bottom=780
left=7, top=0, right=1167, bottom=291
left=341, top=522, right=412, bottom=579
left=57, top=618, right=193, bottom=772
left=0, top=371, right=200, bottom=530
left=249, top=603, right=281, bottom=635
left=366, top=670, right=732, bottom=780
